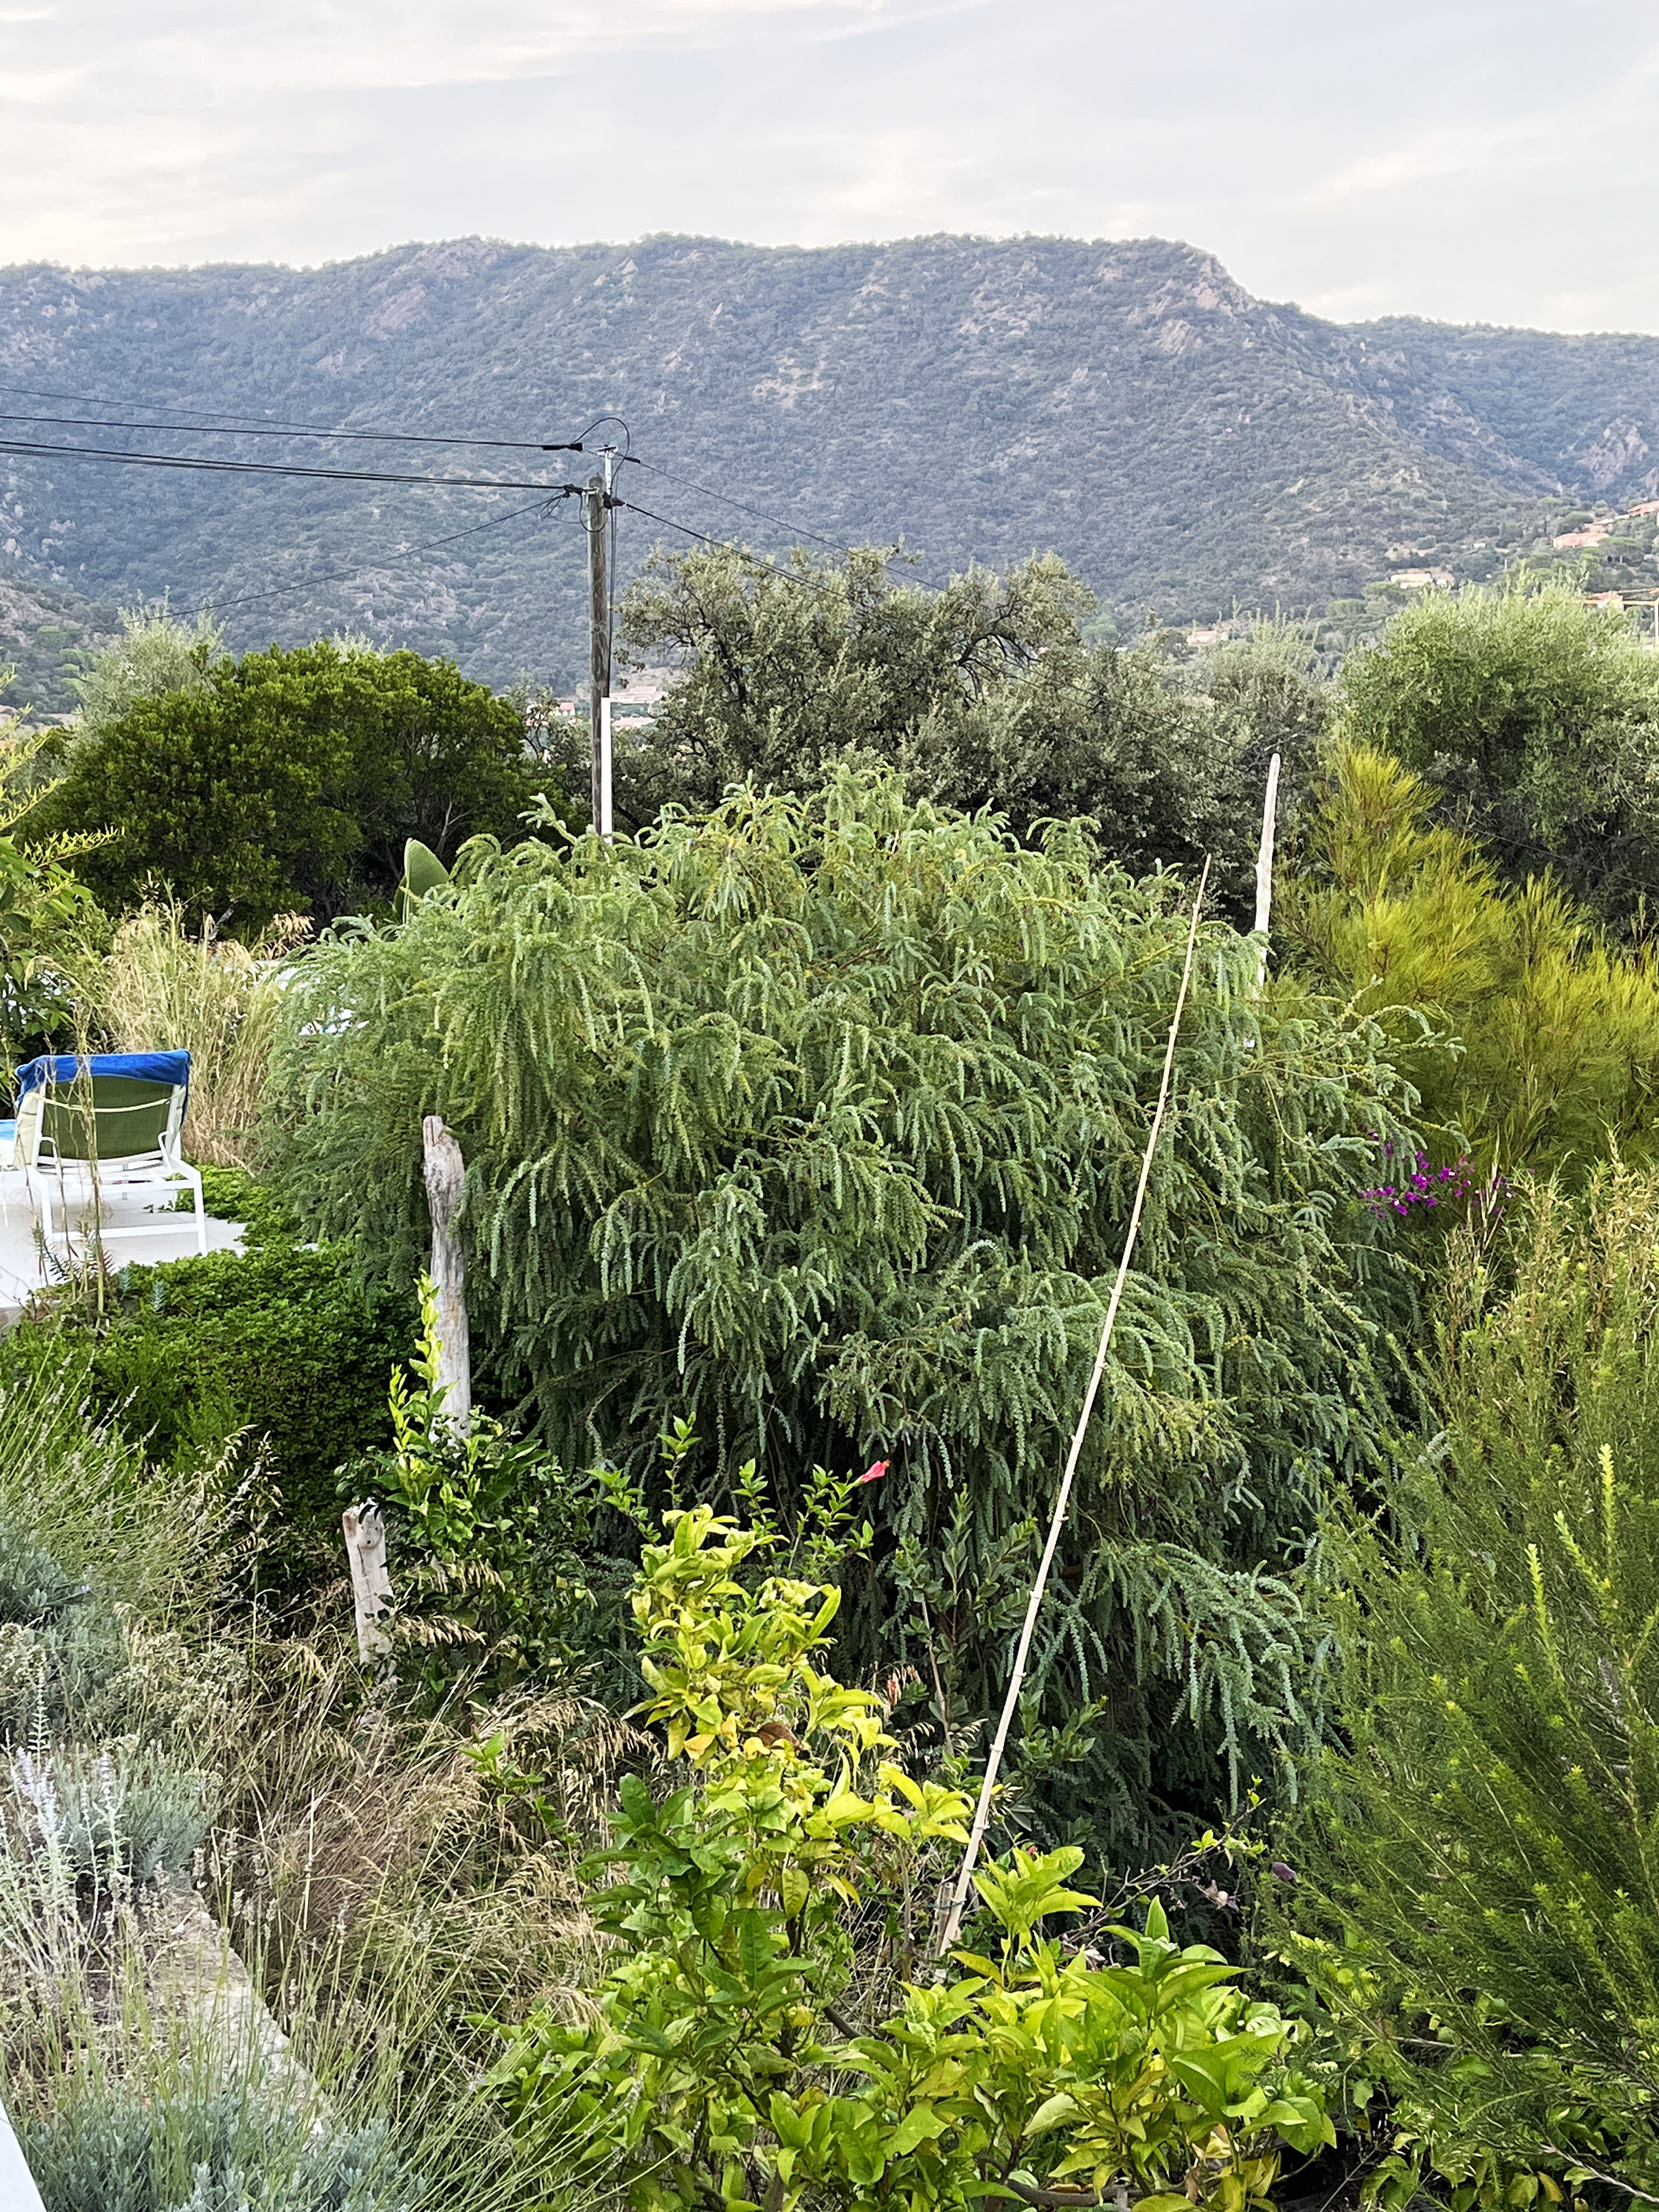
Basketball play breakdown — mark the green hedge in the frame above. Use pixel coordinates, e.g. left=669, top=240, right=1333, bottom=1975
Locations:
left=8, top=1171, right=413, bottom=1526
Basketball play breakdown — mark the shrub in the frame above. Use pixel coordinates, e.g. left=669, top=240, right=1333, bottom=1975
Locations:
left=1277, top=741, right=1659, bottom=1182
left=347, top=1274, right=598, bottom=1693
left=86, top=1244, right=412, bottom=1521
left=10, top=1226, right=413, bottom=1532
left=1282, top=1161, right=1659, bottom=2192
left=268, top=770, right=1425, bottom=1862
left=489, top=1507, right=1334, bottom=2212
left=1340, top=575, right=1659, bottom=928
left=74, top=898, right=307, bottom=1168
left=6, top=1745, right=209, bottom=1884
left=33, top=638, right=538, bottom=928
left=26, top=2085, right=414, bottom=2212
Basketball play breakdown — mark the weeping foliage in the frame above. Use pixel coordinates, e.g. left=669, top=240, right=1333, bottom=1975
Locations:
left=1278, top=741, right=1659, bottom=1181
left=268, top=771, right=1423, bottom=1863
left=1287, top=1165, right=1659, bottom=2189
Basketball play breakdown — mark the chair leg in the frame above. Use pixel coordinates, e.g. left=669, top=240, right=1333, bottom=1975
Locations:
left=192, top=1170, right=207, bottom=1255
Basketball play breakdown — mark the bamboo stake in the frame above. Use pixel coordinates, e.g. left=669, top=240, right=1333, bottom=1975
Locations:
left=1252, top=752, right=1281, bottom=994
left=933, top=860, right=1211, bottom=1957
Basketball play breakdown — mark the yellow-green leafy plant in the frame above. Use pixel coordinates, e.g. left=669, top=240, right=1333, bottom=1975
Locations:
left=487, top=1508, right=1333, bottom=2212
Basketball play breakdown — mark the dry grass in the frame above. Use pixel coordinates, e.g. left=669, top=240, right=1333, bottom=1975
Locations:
left=78, top=897, right=308, bottom=1168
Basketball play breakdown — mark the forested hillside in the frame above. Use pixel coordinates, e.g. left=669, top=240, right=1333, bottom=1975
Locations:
left=0, top=232, right=1655, bottom=684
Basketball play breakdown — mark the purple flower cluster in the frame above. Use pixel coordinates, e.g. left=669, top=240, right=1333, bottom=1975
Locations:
left=1362, top=1140, right=1474, bottom=1219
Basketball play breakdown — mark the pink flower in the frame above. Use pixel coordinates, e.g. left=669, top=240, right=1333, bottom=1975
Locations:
left=857, top=1459, right=889, bottom=1486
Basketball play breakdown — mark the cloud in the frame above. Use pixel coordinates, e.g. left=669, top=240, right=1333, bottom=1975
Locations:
left=0, top=0, right=1655, bottom=331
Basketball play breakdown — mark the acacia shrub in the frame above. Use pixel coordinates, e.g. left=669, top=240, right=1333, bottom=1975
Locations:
left=267, top=771, right=1424, bottom=1864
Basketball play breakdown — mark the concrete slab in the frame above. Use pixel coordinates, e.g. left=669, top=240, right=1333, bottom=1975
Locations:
left=0, top=1167, right=244, bottom=1320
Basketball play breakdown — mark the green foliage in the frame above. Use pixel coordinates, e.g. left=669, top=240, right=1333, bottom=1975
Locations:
left=489, top=1508, right=1333, bottom=2212
left=26, top=2086, right=414, bottom=2212
left=352, top=1274, right=595, bottom=1688
left=268, top=770, right=1424, bottom=1860
left=6, top=1744, right=209, bottom=1884
left=0, top=688, right=109, bottom=1058
left=618, top=549, right=1320, bottom=919
left=69, top=601, right=227, bottom=744
left=12, top=1230, right=413, bottom=1527
left=1340, top=576, right=1659, bottom=927
left=34, top=637, right=537, bottom=927
left=1282, top=1162, right=1659, bottom=2194
left=1278, top=741, right=1659, bottom=1181
left=0, top=1340, right=222, bottom=1624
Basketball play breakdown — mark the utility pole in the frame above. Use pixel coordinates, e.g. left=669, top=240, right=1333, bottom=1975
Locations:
left=586, top=466, right=610, bottom=835
left=585, top=444, right=620, bottom=838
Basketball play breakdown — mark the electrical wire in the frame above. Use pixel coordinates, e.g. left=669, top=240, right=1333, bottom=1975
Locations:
left=0, top=378, right=608, bottom=454
left=630, top=455, right=953, bottom=592
left=0, top=407, right=555, bottom=453
left=620, top=499, right=862, bottom=601
left=621, top=497, right=950, bottom=601
left=0, top=432, right=578, bottom=494
left=211, top=495, right=552, bottom=612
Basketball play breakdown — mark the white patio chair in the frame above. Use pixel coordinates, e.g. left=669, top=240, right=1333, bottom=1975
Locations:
left=14, top=1052, right=206, bottom=1260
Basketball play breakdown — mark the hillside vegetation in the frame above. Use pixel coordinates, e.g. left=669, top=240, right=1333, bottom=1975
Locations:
left=3, top=233, right=1658, bottom=681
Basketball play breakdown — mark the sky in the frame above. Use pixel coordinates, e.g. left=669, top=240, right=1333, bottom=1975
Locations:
left=1, top=0, right=1657, bottom=331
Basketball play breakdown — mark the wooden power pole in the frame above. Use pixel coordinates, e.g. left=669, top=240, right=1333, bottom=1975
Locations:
left=586, top=467, right=612, bottom=833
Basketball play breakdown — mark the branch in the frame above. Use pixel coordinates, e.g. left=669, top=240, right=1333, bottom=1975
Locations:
left=1538, top=2152, right=1659, bottom=2206
left=996, top=2185, right=1112, bottom=2210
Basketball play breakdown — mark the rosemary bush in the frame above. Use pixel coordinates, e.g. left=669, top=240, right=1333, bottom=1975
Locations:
left=268, top=770, right=1424, bottom=1861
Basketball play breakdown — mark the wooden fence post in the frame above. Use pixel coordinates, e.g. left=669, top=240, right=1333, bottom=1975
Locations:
left=342, top=1502, right=393, bottom=1663
left=421, top=1114, right=472, bottom=1433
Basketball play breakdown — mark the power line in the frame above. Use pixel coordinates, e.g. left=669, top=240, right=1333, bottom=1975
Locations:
left=621, top=497, right=950, bottom=601
left=622, top=498, right=895, bottom=603
left=0, top=377, right=606, bottom=454
left=212, top=496, right=552, bottom=613
left=0, top=406, right=554, bottom=454
left=630, top=456, right=953, bottom=592
left=630, top=458, right=847, bottom=552
left=0, top=432, right=577, bottom=494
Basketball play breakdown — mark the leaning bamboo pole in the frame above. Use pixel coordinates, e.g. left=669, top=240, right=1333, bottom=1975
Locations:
left=933, top=859, right=1211, bottom=1957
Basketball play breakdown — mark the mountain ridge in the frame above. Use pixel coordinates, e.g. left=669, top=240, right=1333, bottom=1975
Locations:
left=1, top=232, right=1656, bottom=687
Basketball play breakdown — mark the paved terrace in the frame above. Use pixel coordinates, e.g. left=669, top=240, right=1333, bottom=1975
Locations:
left=0, top=1169, right=243, bottom=1320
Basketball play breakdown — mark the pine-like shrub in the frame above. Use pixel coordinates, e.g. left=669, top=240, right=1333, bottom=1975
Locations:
left=267, top=771, right=1425, bottom=1861
left=1284, top=1162, right=1659, bottom=2191
left=1278, top=741, right=1659, bottom=1181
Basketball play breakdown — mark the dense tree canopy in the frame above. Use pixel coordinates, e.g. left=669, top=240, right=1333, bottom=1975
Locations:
left=617, top=546, right=1324, bottom=922
left=1340, top=576, right=1659, bottom=928
left=37, top=638, right=536, bottom=927
left=268, top=770, right=1422, bottom=1862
